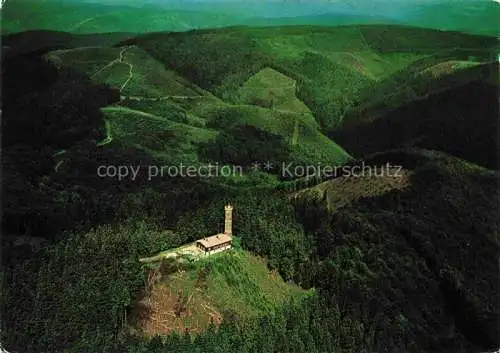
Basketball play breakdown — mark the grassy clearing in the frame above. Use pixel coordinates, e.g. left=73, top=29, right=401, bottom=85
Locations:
left=237, top=67, right=312, bottom=116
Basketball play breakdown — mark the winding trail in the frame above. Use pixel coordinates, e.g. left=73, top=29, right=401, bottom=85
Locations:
left=88, top=49, right=307, bottom=160
left=90, top=52, right=122, bottom=79
left=96, top=119, right=113, bottom=146
left=89, top=43, right=206, bottom=152
left=90, top=47, right=134, bottom=149
left=52, top=149, right=67, bottom=157
left=52, top=150, right=67, bottom=172
left=121, top=95, right=205, bottom=101
left=104, top=106, right=179, bottom=122
left=69, top=15, right=105, bottom=31
left=54, top=160, right=64, bottom=172
left=291, top=118, right=299, bottom=147
left=119, top=47, right=134, bottom=92
left=90, top=46, right=134, bottom=93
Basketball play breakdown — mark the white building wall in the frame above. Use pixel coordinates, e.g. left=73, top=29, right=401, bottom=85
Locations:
left=205, top=244, right=231, bottom=256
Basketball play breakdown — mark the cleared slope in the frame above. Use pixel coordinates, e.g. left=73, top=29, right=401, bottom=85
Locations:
left=237, top=67, right=313, bottom=118
left=45, top=45, right=209, bottom=98
left=132, top=250, right=306, bottom=337
left=294, top=149, right=500, bottom=351
left=100, top=106, right=217, bottom=164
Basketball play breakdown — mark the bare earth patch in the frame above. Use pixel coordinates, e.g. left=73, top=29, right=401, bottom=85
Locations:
left=131, top=270, right=222, bottom=337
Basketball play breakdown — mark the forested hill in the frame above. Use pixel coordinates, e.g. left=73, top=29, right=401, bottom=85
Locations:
left=294, top=149, right=500, bottom=352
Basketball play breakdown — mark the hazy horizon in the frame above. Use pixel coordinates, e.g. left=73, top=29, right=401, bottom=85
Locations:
left=1, top=0, right=498, bottom=36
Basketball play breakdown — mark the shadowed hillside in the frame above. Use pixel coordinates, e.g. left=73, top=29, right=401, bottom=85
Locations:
left=329, top=64, right=499, bottom=169
left=294, top=149, right=500, bottom=352
left=1, top=30, right=136, bottom=60
left=342, top=58, right=496, bottom=125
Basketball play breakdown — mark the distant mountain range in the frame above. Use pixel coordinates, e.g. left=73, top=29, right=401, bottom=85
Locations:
left=1, top=0, right=498, bottom=36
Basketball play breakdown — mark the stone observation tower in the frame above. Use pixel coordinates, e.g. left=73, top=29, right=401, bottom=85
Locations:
left=224, top=204, right=233, bottom=235
left=195, top=204, right=234, bottom=256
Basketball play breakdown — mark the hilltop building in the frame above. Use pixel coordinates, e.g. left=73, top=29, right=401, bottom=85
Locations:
left=195, top=205, right=233, bottom=256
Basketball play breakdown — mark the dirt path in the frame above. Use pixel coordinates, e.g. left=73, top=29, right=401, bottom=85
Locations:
left=96, top=119, right=113, bottom=146
left=69, top=14, right=105, bottom=31
left=291, top=118, right=299, bottom=147
left=119, top=47, right=134, bottom=92
left=52, top=150, right=67, bottom=172
left=90, top=46, right=134, bottom=93
left=54, top=160, right=64, bottom=172
left=121, top=95, right=205, bottom=101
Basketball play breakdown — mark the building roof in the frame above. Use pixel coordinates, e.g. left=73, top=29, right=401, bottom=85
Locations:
left=196, top=233, right=232, bottom=249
